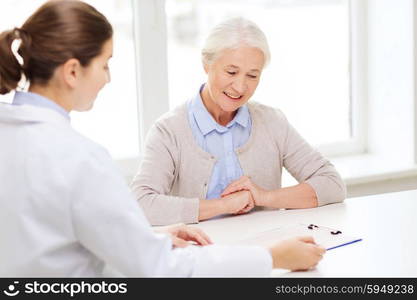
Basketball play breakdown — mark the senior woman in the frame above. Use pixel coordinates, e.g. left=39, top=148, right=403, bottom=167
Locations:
left=131, top=17, right=346, bottom=225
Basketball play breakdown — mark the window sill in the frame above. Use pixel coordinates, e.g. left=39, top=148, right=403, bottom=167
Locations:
left=282, top=154, right=417, bottom=190
left=331, top=153, right=417, bottom=185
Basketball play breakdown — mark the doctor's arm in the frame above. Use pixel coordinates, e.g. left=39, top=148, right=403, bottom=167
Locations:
left=71, top=150, right=276, bottom=277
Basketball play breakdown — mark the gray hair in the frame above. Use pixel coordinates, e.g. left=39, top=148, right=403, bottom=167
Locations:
left=201, top=17, right=270, bottom=66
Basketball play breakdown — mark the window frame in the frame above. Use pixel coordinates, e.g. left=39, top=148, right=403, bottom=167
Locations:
left=313, top=0, right=367, bottom=157
left=124, top=0, right=368, bottom=177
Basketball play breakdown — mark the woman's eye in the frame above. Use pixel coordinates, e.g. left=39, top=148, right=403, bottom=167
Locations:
left=248, top=74, right=257, bottom=79
left=227, top=71, right=236, bottom=75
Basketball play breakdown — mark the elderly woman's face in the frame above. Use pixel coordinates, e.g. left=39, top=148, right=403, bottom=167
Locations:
left=204, top=46, right=264, bottom=112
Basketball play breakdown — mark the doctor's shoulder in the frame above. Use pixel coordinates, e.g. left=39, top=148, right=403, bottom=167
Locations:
left=43, top=125, right=116, bottom=175
left=69, top=129, right=113, bottom=164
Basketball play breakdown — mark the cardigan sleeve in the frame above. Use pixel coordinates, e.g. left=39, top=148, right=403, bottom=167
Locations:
left=130, top=122, right=200, bottom=225
left=274, top=110, right=346, bottom=206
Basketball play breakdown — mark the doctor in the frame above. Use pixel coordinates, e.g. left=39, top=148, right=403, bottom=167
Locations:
left=0, top=0, right=325, bottom=277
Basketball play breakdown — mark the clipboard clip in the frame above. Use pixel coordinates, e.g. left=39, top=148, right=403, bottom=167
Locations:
left=331, top=230, right=342, bottom=235
left=307, top=224, right=342, bottom=235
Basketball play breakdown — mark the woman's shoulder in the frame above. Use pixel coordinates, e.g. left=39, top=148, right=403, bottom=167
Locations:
left=247, top=101, right=289, bottom=126
left=146, top=102, right=190, bottom=145
left=154, top=102, right=188, bottom=128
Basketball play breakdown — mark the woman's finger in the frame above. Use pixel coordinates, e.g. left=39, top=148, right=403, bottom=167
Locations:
left=298, top=236, right=316, bottom=244
left=221, top=176, right=250, bottom=196
left=221, top=185, right=239, bottom=196
left=242, top=201, right=254, bottom=212
left=193, top=228, right=213, bottom=244
left=315, top=245, right=326, bottom=255
left=178, top=227, right=212, bottom=246
left=171, top=236, right=189, bottom=248
left=183, top=230, right=209, bottom=246
left=221, top=184, right=247, bottom=197
left=223, top=178, right=255, bottom=197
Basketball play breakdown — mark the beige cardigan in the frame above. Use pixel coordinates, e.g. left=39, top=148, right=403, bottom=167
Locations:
left=131, top=101, right=346, bottom=225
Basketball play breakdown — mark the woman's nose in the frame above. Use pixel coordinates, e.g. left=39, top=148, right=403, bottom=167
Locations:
left=232, top=76, right=247, bottom=94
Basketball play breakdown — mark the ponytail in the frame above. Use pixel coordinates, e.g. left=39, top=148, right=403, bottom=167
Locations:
left=0, top=28, right=23, bottom=95
left=0, top=0, right=112, bottom=95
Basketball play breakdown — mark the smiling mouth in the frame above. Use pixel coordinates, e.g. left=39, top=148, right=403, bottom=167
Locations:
left=223, top=91, right=243, bottom=100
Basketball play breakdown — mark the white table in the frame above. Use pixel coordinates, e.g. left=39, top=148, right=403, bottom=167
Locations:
left=192, top=189, right=417, bottom=277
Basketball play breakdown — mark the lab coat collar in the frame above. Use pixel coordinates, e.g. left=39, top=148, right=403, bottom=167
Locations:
left=13, top=91, right=70, bottom=121
left=0, top=101, right=71, bottom=127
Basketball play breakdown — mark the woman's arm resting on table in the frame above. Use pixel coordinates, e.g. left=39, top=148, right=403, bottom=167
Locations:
left=199, top=190, right=254, bottom=221
left=222, top=176, right=317, bottom=208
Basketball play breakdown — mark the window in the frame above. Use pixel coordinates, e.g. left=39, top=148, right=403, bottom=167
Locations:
left=1, top=0, right=371, bottom=180
left=72, top=1, right=139, bottom=161
left=0, top=0, right=139, bottom=161
left=165, top=0, right=363, bottom=156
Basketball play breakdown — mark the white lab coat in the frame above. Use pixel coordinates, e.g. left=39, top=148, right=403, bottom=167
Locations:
left=0, top=100, right=272, bottom=277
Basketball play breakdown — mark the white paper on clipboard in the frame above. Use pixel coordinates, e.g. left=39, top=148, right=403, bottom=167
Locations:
left=234, top=223, right=362, bottom=250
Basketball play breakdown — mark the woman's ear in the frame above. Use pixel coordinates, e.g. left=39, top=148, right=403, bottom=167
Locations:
left=203, top=62, right=209, bottom=74
left=62, top=58, right=81, bottom=88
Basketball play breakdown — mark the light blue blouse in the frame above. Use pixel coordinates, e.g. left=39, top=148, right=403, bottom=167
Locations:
left=187, top=85, right=252, bottom=199
left=12, top=91, right=70, bottom=120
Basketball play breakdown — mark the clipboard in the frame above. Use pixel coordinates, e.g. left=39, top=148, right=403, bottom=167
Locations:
left=234, top=223, right=362, bottom=250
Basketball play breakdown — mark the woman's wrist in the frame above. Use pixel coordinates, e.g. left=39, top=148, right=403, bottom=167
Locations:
left=257, top=189, right=273, bottom=207
left=199, top=198, right=225, bottom=221
left=217, top=197, right=229, bottom=214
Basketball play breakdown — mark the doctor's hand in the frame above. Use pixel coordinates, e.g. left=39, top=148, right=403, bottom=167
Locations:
left=221, top=176, right=269, bottom=207
left=156, top=223, right=213, bottom=248
left=220, top=190, right=255, bottom=215
left=268, top=236, right=326, bottom=271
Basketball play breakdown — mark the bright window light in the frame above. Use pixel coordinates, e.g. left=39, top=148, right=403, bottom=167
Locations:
left=166, top=0, right=350, bottom=147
